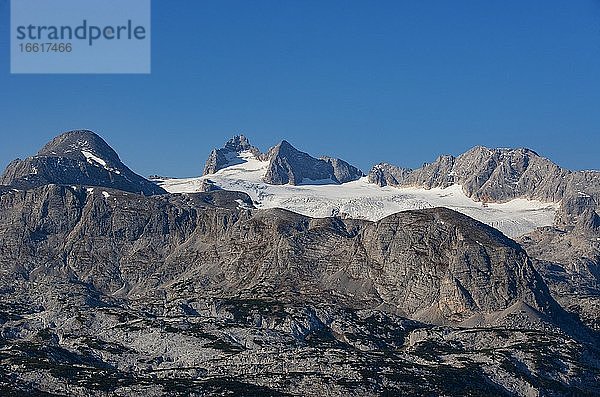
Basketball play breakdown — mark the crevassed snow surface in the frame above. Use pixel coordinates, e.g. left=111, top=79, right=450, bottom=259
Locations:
left=158, top=151, right=557, bottom=238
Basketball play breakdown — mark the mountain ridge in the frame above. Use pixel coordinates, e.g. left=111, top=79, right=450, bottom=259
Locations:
left=203, top=135, right=364, bottom=185
left=368, top=145, right=600, bottom=228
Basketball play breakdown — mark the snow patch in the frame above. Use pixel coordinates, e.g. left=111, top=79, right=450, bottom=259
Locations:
left=299, top=177, right=338, bottom=186
left=235, top=199, right=252, bottom=210
left=81, top=150, right=121, bottom=174
left=81, top=150, right=107, bottom=167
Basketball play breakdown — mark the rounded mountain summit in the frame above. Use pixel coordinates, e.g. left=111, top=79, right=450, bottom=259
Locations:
left=1, top=130, right=166, bottom=195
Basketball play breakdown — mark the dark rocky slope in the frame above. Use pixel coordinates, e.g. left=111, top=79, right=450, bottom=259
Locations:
left=263, top=140, right=363, bottom=185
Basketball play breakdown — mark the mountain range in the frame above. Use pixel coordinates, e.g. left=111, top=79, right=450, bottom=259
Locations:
left=0, top=130, right=598, bottom=396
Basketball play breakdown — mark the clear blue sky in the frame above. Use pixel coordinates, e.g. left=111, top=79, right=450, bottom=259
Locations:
left=1, top=0, right=599, bottom=177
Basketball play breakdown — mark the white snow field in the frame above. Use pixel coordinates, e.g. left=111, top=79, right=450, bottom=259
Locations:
left=157, top=151, right=557, bottom=238
left=81, top=150, right=122, bottom=174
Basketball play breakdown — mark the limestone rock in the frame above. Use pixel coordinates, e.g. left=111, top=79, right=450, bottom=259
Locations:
left=263, top=140, right=362, bottom=185
left=368, top=146, right=600, bottom=228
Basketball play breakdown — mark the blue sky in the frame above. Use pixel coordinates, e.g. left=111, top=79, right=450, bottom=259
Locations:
left=1, top=0, right=599, bottom=177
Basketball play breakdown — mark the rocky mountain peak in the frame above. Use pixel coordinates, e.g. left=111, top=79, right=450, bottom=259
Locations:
left=202, top=134, right=262, bottom=175
left=1, top=130, right=165, bottom=195
left=223, top=134, right=253, bottom=152
left=276, top=139, right=293, bottom=150
left=266, top=139, right=301, bottom=157
left=459, top=146, right=540, bottom=165
left=37, top=129, right=121, bottom=166
left=263, top=139, right=296, bottom=158
left=367, top=162, right=412, bottom=187
left=203, top=135, right=363, bottom=185
left=263, top=139, right=363, bottom=185
left=368, top=145, right=600, bottom=229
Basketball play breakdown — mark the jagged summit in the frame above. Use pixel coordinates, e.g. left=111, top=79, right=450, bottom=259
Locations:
left=461, top=145, right=540, bottom=157
left=263, top=139, right=337, bottom=185
left=202, top=134, right=263, bottom=175
left=262, top=139, right=364, bottom=185
left=1, top=130, right=166, bottom=195
left=368, top=145, right=600, bottom=225
left=203, top=135, right=363, bottom=185
left=223, top=134, right=254, bottom=152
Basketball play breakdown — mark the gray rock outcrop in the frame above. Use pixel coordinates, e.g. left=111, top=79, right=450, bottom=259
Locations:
left=369, top=162, right=412, bottom=187
left=0, top=184, right=557, bottom=323
left=320, top=156, right=364, bottom=184
left=263, top=140, right=363, bottom=185
left=1, top=132, right=599, bottom=396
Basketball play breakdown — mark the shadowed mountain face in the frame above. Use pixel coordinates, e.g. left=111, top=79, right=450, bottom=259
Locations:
left=263, top=140, right=361, bottom=185
left=263, top=140, right=363, bottom=185
left=1, top=130, right=166, bottom=195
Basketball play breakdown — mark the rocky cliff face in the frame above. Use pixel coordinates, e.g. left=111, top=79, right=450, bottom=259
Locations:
left=369, top=162, right=412, bottom=187
left=519, top=218, right=600, bottom=333
left=0, top=184, right=551, bottom=323
left=263, top=140, right=363, bottom=185
left=361, top=209, right=557, bottom=323
left=368, top=146, right=600, bottom=228
left=1, top=130, right=166, bottom=195
left=320, top=156, right=364, bottom=185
